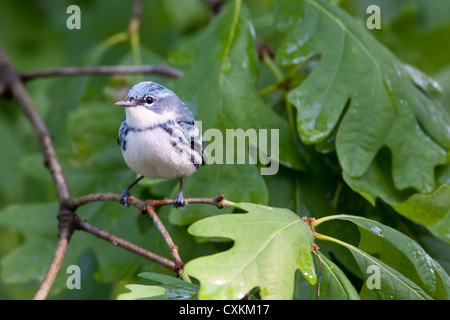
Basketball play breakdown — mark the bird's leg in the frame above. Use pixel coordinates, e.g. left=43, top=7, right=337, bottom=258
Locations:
left=120, top=175, right=144, bottom=206
left=174, top=177, right=188, bottom=208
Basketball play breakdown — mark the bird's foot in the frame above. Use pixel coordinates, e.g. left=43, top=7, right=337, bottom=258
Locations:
left=119, top=189, right=131, bottom=207
left=174, top=191, right=187, bottom=208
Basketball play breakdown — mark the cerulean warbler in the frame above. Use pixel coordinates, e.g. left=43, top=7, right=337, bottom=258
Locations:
left=115, top=81, right=207, bottom=208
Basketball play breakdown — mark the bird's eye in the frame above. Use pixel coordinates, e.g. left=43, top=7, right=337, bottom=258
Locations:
left=145, top=96, right=154, bottom=104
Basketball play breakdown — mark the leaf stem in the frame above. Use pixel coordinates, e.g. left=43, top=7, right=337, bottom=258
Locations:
left=311, top=214, right=348, bottom=227
left=314, top=232, right=351, bottom=247
left=331, top=182, right=342, bottom=210
left=263, top=54, right=284, bottom=82
left=179, top=270, right=193, bottom=283
left=283, top=89, right=296, bottom=131
left=89, top=31, right=129, bottom=62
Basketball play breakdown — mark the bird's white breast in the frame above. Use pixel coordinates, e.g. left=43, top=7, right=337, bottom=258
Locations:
left=122, top=127, right=198, bottom=179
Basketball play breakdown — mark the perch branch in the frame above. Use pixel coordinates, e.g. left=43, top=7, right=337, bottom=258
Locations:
left=68, top=193, right=226, bottom=276
left=67, top=193, right=226, bottom=211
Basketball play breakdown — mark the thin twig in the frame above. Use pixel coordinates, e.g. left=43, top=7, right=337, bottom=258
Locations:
left=131, top=0, right=143, bottom=26
left=202, top=0, right=225, bottom=17
left=33, top=229, right=71, bottom=300
left=67, top=193, right=225, bottom=211
left=144, top=205, right=185, bottom=274
left=0, top=49, right=71, bottom=201
left=13, top=65, right=183, bottom=82
left=67, top=192, right=226, bottom=277
left=74, top=215, right=176, bottom=271
left=151, top=194, right=225, bottom=209
left=33, top=207, right=75, bottom=300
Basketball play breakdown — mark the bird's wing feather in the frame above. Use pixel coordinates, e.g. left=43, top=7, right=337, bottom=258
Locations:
left=178, top=121, right=208, bottom=165
left=118, top=118, right=129, bottom=150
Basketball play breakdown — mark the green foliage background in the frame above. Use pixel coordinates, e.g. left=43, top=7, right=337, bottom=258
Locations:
left=0, top=0, right=450, bottom=299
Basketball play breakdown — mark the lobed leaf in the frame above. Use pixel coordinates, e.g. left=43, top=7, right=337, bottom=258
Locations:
left=117, top=272, right=199, bottom=300
left=276, top=0, right=450, bottom=195
left=185, top=202, right=316, bottom=300
left=316, top=215, right=450, bottom=299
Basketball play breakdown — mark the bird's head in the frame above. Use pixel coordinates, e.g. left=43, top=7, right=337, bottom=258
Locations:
left=115, top=81, right=185, bottom=128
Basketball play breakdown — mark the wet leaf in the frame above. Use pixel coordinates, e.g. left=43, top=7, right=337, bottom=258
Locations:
left=276, top=0, right=450, bottom=195
left=185, top=202, right=316, bottom=300
left=316, top=215, right=450, bottom=299
left=117, top=272, right=199, bottom=300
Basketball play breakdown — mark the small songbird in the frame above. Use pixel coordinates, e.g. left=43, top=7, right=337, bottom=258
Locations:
left=115, top=81, right=207, bottom=208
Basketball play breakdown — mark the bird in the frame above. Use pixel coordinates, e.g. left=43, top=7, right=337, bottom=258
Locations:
left=115, top=81, right=207, bottom=208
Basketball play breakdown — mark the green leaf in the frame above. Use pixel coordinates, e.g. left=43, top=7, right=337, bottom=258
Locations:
left=295, top=252, right=360, bottom=300
left=276, top=0, right=450, bottom=194
left=117, top=272, right=199, bottom=300
left=117, top=284, right=166, bottom=300
left=343, top=150, right=450, bottom=242
left=185, top=202, right=316, bottom=300
left=315, top=215, right=450, bottom=299
left=0, top=203, right=59, bottom=285
left=349, top=244, right=432, bottom=300
left=392, top=184, right=450, bottom=226
left=312, top=253, right=360, bottom=300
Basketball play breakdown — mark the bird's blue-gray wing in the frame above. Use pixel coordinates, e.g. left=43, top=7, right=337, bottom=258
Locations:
left=178, top=121, right=208, bottom=166
left=118, top=118, right=129, bottom=151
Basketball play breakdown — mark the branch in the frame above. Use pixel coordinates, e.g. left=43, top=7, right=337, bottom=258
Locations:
left=202, top=0, right=225, bottom=17
left=73, top=215, right=176, bottom=271
left=33, top=207, right=75, bottom=300
left=33, top=230, right=71, bottom=300
left=68, top=193, right=226, bottom=275
left=13, top=65, right=183, bottom=82
left=131, top=0, right=143, bottom=27
left=0, top=48, right=71, bottom=201
left=145, top=206, right=184, bottom=273
left=67, top=193, right=225, bottom=210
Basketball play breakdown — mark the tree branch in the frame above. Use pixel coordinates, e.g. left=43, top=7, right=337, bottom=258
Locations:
left=33, top=207, right=75, bottom=300
left=68, top=193, right=226, bottom=276
left=0, top=48, right=71, bottom=201
left=10, top=65, right=183, bottom=83
left=67, top=193, right=225, bottom=211
left=73, top=215, right=176, bottom=271
left=33, top=229, right=71, bottom=300
left=202, top=0, right=225, bottom=17
left=144, top=205, right=185, bottom=273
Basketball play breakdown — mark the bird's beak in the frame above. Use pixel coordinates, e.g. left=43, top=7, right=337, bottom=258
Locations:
left=115, top=99, right=136, bottom=107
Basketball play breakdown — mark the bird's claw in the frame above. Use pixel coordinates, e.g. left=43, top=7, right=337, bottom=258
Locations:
left=174, top=192, right=187, bottom=208
left=119, top=189, right=131, bottom=207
